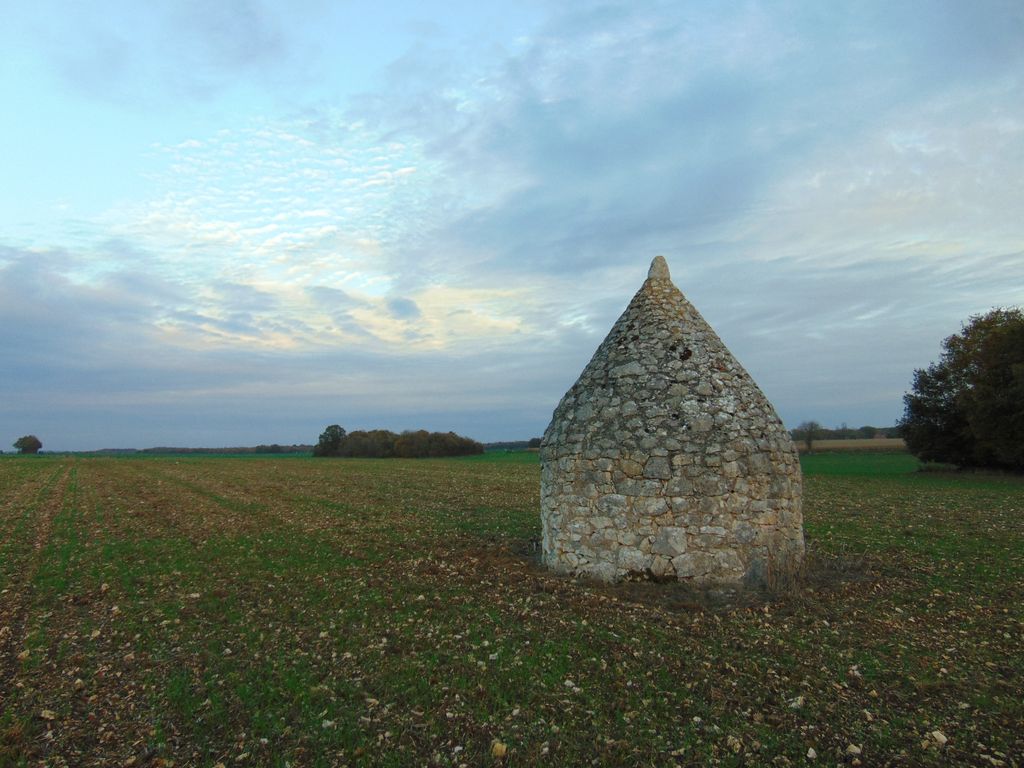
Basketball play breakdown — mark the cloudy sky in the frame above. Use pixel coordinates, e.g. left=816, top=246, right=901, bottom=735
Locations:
left=2, top=1, right=1022, bottom=450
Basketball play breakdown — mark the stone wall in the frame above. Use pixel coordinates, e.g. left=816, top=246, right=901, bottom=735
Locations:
left=540, top=256, right=804, bottom=585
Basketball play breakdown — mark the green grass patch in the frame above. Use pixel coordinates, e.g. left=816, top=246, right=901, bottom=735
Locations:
left=800, top=450, right=920, bottom=476
left=459, top=450, right=540, bottom=463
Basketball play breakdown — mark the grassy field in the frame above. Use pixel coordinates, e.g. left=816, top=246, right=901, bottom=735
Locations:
left=0, top=453, right=1021, bottom=767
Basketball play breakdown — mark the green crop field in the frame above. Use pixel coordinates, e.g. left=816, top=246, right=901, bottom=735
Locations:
left=0, top=453, right=1021, bottom=767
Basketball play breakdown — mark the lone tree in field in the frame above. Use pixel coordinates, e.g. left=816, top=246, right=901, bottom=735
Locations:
left=899, top=308, right=1024, bottom=470
left=793, top=420, right=822, bottom=452
left=13, top=435, right=42, bottom=454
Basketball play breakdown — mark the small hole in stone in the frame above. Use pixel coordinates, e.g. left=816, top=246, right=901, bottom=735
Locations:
left=680, top=348, right=693, bottom=361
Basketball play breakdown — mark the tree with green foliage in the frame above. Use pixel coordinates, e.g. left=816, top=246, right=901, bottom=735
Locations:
left=899, top=308, right=1024, bottom=470
left=13, top=435, right=42, bottom=454
left=312, top=424, right=347, bottom=457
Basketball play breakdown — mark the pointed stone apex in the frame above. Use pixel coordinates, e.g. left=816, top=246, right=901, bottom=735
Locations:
left=648, top=255, right=671, bottom=281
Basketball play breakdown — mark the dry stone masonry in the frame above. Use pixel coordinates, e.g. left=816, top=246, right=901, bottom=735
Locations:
left=540, top=256, right=804, bottom=585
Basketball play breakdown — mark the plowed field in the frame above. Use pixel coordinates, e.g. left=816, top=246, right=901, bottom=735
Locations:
left=1, top=454, right=1021, bottom=767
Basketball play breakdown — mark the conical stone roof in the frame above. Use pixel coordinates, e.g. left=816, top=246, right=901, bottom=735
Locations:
left=540, top=256, right=804, bottom=584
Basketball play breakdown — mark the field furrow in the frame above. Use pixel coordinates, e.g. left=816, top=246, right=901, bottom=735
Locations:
left=0, top=461, right=72, bottom=717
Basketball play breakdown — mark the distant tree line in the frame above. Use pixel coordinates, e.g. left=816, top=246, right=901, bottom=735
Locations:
left=789, top=423, right=899, bottom=448
left=484, top=438, right=542, bottom=452
left=137, top=444, right=313, bottom=455
left=899, top=308, right=1023, bottom=470
left=313, top=425, right=484, bottom=458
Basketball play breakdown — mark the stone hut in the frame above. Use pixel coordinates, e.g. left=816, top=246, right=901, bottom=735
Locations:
left=540, top=256, right=804, bottom=585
